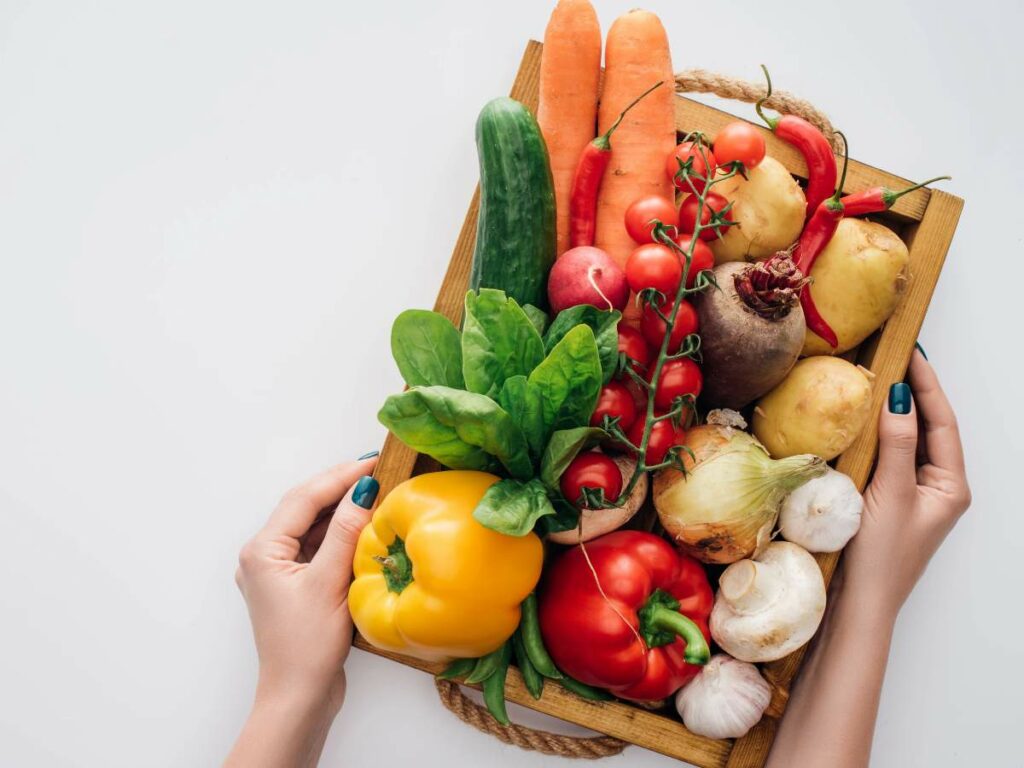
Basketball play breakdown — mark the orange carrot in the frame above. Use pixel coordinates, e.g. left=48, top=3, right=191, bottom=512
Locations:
left=537, top=0, right=602, bottom=258
left=595, top=10, right=676, bottom=323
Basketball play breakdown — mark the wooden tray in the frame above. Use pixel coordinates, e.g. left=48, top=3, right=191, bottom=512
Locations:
left=355, top=40, right=963, bottom=767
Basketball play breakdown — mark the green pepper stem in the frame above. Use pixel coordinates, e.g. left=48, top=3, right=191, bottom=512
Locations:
left=646, top=605, right=710, bottom=666
left=881, top=175, right=952, bottom=206
left=596, top=80, right=665, bottom=149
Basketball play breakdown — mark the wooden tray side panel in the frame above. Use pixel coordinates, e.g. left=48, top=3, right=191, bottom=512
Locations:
left=365, top=38, right=963, bottom=768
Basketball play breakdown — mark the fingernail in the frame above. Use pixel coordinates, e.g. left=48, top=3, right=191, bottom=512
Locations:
left=888, top=382, right=912, bottom=415
left=914, top=341, right=928, bottom=360
left=351, top=476, right=379, bottom=509
left=357, top=450, right=379, bottom=460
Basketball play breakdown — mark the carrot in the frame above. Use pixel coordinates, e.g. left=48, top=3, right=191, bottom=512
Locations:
left=595, top=9, right=676, bottom=323
left=537, top=0, right=602, bottom=258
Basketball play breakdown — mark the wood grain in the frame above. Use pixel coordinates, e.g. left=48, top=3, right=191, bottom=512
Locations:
left=364, top=38, right=964, bottom=766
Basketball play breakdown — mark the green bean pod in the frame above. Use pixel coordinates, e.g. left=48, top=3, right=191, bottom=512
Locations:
left=512, top=629, right=544, bottom=700
left=558, top=675, right=613, bottom=702
left=481, top=640, right=513, bottom=725
left=520, top=593, right=562, bottom=679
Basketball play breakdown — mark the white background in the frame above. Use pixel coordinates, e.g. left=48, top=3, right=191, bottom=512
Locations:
left=1, top=1, right=1020, bottom=766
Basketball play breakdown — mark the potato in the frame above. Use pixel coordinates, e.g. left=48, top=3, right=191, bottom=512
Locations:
left=752, top=357, right=873, bottom=461
left=709, top=156, right=806, bottom=263
left=802, top=218, right=910, bottom=356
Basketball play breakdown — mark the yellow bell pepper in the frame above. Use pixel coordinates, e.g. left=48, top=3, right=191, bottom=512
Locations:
left=350, top=470, right=544, bottom=662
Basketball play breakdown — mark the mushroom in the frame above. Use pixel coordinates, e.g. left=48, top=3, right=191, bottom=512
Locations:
left=548, top=455, right=648, bottom=545
left=710, top=542, right=826, bottom=663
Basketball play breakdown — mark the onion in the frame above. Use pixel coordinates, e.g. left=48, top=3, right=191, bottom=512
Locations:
left=652, top=413, right=826, bottom=563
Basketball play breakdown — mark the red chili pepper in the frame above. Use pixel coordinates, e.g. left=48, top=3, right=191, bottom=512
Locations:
left=794, top=132, right=850, bottom=349
left=840, top=175, right=951, bottom=217
left=538, top=531, right=712, bottom=703
left=756, top=66, right=837, bottom=220
left=569, top=82, right=663, bottom=249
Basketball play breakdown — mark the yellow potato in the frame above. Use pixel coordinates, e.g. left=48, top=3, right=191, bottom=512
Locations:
left=803, top=218, right=910, bottom=356
left=752, top=357, right=873, bottom=461
left=709, top=156, right=806, bottom=263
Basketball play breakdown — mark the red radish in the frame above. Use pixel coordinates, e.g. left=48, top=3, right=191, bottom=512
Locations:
left=548, top=246, right=630, bottom=314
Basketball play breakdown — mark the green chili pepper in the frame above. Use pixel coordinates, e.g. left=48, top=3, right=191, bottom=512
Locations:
left=512, top=629, right=544, bottom=700
left=520, top=593, right=562, bottom=679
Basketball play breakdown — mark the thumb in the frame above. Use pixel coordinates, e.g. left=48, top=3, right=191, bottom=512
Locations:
left=312, top=475, right=379, bottom=583
left=871, top=382, right=919, bottom=499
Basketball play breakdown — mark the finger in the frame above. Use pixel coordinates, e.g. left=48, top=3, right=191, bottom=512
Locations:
left=872, top=382, right=919, bottom=500
left=907, top=351, right=965, bottom=473
left=261, top=456, right=379, bottom=543
left=312, top=475, right=380, bottom=580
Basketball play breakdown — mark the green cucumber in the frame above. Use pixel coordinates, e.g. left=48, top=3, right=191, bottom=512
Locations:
left=471, top=97, right=556, bottom=311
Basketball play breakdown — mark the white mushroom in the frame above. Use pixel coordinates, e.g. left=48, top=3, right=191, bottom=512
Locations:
left=547, top=455, right=648, bottom=544
left=710, top=542, right=826, bottom=663
left=674, top=654, right=772, bottom=740
left=779, top=467, right=863, bottom=553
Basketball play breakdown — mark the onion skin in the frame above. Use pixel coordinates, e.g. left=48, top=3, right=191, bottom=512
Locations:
left=653, top=424, right=826, bottom=564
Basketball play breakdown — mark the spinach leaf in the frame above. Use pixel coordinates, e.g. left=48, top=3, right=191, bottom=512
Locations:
left=543, top=306, right=622, bottom=384
left=534, top=497, right=581, bottom=537
left=377, top=386, right=532, bottom=479
left=522, top=304, right=550, bottom=337
left=539, top=426, right=608, bottom=490
left=462, top=289, right=545, bottom=399
left=497, top=375, right=546, bottom=462
left=528, top=325, right=603, bottom=444
left=473, top=477, right=556, bottom=537
left=390, top=309, right=465, bottom=388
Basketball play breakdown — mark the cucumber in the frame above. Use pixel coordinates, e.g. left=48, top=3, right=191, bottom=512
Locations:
left=471, top=97, right=557, bottom=311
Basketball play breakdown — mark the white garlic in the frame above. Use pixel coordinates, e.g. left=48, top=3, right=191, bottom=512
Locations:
left=675, top=654, right=771, bottom=739
left=710, top=542, right=826, bottom=663
left=779, top=467, right=863, bottom=553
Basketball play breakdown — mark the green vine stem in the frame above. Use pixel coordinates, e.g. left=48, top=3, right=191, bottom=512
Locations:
left=613, top=138, right=739, bottom=505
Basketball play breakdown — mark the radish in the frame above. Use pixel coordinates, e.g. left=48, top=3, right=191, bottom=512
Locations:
left=547, top=246, right=629, bottom=314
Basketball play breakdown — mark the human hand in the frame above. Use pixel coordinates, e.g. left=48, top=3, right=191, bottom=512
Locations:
left=843, top=350, right=971, bottom=617
left=235, top=456, right=380, bottom=716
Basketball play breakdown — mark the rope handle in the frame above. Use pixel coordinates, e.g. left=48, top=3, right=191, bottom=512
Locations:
left=674, top=67, right=843, bottom=153
left=434, top=67, right=840, bottom=758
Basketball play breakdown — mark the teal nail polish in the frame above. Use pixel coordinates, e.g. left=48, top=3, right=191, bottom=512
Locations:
left=889, top=382, right=912, bottom=415
left=914, top=341, right=928, bottom=360
left=358, top=450, right=379, bottom=460
left=352, top=476, right=379, bottom=509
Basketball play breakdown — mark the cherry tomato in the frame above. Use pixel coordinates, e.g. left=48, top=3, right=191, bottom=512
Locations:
left=617, top=323, right=653, bottom=373
left=713, top=121, right=766, bottom=170
left=590, top=381, right=638, bottom=432
left=640, top=297, right=699, bottom=352
left=626, top=418, right=687, bottom=465
left=621, top=374, right=649, bottom=414
left=624, top=196, right=678, bottom=244
left=673, top=235, right=715, bottom=287
left=665, top=141, right=717, bottom=194
left=678, top=192, right=733, bottom=242
left=560, top=452, right=623, bottom=509
left=650, top=358, right=703, bottom=410
left=625, top=243, right=682, bottom=296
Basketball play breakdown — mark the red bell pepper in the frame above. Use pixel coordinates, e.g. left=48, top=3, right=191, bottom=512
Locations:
left=538, top=531, right=712, bottom=703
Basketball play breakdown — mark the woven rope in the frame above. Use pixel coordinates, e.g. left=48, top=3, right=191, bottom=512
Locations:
left=675, top=68, right=843, bottom=153
left=435, top=67, right=837, bottom=758
left=434, top=678, right=627, bottom=759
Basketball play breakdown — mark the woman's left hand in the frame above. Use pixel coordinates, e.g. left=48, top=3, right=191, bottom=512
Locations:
left=233, top=456, right=379, bottom=724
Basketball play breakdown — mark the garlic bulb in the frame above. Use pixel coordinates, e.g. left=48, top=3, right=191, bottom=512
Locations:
left=779, top=468, right=863, bottom=553
left=675, top=655, right=771, bottom=739
left=711, top=542, right=826, bottom=663
left=653, top=422, right=826, bottom=564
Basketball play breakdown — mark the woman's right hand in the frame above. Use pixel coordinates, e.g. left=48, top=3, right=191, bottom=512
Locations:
left=843, top=349, right=972, bottom=617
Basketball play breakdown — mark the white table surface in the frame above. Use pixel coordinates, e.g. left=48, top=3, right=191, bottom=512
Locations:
left=2, top=1, right=1020, bottom=765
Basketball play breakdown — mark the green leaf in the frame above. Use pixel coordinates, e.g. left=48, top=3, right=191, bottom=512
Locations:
left=522, top=304, right=550, bottom=336
left=534, top=497, right=581, bottom=537
left=539, top=426, right=608, bottom=490
left=462, top=289, right=546, bottom=399
left=472, top=478, right=556, bottom=536
left=544, top=306, right=622, bottom=384
left=377, top=386, right=532, bottom=479
left=528, top=325, right=603, bottom=445
left=390, top=310, right=465, bottom=389
left=497, top=375, right=546, bottom=461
